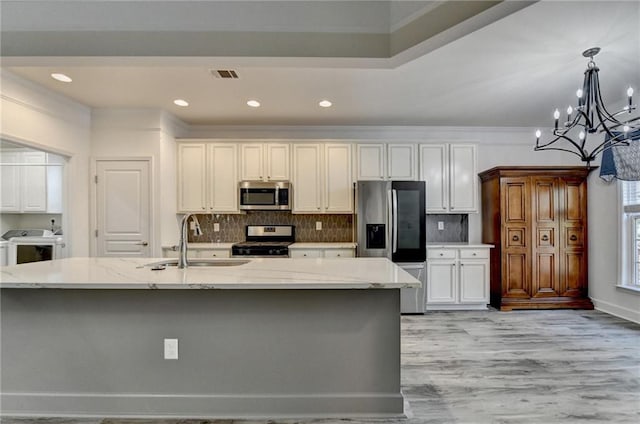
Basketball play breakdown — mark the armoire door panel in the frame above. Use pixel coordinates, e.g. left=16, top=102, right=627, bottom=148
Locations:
left=565, top=227, right=584, bottom=248
left=503, top=252, right=529, bottom=297
left=533, top=253, right=559, bottom=297
left=503, top=180, right=528, bottom=223
left=533, top=178, right=556, bottom=222
left=563, top=251, right=586, bottom=296
left=563, top=179, right=586, bottom=223
left=506, top=228, right=526, bottom=248
left=537, top=228, right=555, bottom=247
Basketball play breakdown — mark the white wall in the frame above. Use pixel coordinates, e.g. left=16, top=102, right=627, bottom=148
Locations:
left=0, top=71, right=91, bottom=256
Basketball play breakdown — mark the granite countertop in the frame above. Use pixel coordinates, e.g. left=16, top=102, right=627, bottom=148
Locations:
left=289, top=242, right=357, bottom=249
left=0, top=257, right=419, bottom=290
left=427, top=242, right=494, bottom=248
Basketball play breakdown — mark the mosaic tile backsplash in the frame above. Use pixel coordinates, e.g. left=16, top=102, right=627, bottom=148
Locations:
left=190, top=211, right=354, bottom=243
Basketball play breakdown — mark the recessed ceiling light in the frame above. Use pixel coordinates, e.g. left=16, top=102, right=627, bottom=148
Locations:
left=247, top=100, right=261, bottom=108
left=51, top=73, right=72, bottom=83
left=319, top=100, right=332, bottom=108
left=173, top=99, right=189, bottom=107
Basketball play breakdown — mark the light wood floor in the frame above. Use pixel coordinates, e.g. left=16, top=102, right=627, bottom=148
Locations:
left=3, top=310, right=639, bottom=424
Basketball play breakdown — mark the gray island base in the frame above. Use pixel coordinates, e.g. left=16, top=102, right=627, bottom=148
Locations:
left=0, top=257, right=417, bottom=419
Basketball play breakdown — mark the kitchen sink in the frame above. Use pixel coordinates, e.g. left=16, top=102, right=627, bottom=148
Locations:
left=141, top=258, right=251, bottom=269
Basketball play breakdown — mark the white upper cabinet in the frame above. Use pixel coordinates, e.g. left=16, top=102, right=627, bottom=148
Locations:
left=265, top=143, right=290, bottom=181
left=387, top=144, right=417, bottom=180
left=0, top=150, right=61, bottom=213
left=356, top=143, right=417, bottom=181
left=420, top=144, right=448, bottom=212
left=449, top=144, right=478, bottom=212
left=177, top=143, right=239, bottom=213
left=208, top=144, right=239, bottom=213
left=177, top=143, right=207, bottom=213
left=356, top=144, right=385, bottom=180
left=239, top=143, right=290, bottom=182
left=292, top=143, right=353, bottom=214
left=21, top=151, right=48, bottom=212
left=324, top=144, right=353, bottom=213
left=1, top=151, right=21, bottom=212
left=420, top=144, right=477, bottom=213
left=292, top=144, right=323, bottom=213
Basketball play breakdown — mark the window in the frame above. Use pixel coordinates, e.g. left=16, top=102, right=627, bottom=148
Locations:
left=621, top=180, right=640, bottom=288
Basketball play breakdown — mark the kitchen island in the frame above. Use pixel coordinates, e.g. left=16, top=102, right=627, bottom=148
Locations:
left=0, top=257, right=419, bottom=419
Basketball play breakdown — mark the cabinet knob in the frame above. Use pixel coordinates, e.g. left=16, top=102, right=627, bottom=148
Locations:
left=541, top=235, right=549, bottom=241
left=570, top=235, right=578, bottom=241
left=512, top=235, right=519, bottom=241
left=439, top=253, right=444, bottom=256
left=472, top=253, right=477, bottom=256
left=202, top=207, right=205, bottom=210
left=337, top=254, right=341, bottom=257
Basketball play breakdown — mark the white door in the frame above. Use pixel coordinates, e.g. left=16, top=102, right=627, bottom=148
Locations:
left=459, top=261, right=489, bottom=303
left=21, top=151, right=48, bottom=212
left=0, top=151, right=20, bottom=212
left=265, top=143, right=290, bottom=181
left=240, top=144, right=264, bottom=181
left=95, top=159, right=151, bottom=257
left=177, top=143, right=207, bottom=213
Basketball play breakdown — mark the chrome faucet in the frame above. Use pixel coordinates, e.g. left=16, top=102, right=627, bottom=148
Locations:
left=178, top=213, right=202, bottom=269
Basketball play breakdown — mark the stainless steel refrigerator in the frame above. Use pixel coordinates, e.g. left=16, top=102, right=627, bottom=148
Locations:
left=355, top=180, right=427, bottom=313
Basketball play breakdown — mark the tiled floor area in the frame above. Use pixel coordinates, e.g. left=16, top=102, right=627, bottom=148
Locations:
left=3, top=309, right=639, bottom=424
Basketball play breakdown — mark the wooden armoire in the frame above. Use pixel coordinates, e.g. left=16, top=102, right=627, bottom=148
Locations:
left=478, top=167, right=594, bottom=311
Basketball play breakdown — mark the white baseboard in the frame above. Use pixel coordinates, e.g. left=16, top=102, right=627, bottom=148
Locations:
left=591, top=298, right=640, bottom=324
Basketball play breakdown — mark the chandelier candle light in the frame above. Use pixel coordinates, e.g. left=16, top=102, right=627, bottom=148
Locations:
left=534, top=47, right=638, bottom=167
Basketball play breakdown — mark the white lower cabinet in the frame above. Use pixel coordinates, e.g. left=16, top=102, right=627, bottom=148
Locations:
left=289, top=245, right=355, bottom=258
left=426, top=246, right=490, bottom=310
left=162, top=245, right=232, bottom=259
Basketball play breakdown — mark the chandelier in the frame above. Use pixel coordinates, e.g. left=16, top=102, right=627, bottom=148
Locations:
left=534, top=47, right=639, bottom=167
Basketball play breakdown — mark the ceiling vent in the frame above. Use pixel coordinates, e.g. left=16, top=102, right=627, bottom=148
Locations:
left=211, top=69, right=239, bottom=79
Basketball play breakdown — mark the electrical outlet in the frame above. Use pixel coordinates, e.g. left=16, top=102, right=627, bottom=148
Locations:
left=213, top=223, right=220, bottom=232
left=164, top=338, right=178, bottom=360
left=316, top=221, right=322, bottom=231
left=438, top=221, right=445, bottom=231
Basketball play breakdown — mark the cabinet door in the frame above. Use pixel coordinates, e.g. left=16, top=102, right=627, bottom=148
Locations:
left=420, top=144, right=448, bottom=212
left=501, top=177, right=531, bottom=298
left=427, top=260, right=457, bottom=303
left=197, top=249, right=231, bottom=259
left=46, top=154, right=64, bottom=213
left=292, top=144, right=323, bottom=213
left=289, top=249, right=322, bottom=258
left=265, top=143, right=290, bottom=181
left=459, top=260, right=489, bottom=303
left=531, top=177, right=561, bottom=298
left=356, top=144, right=385, bottom=180
left=21, top=151, right=47, bottom=212
left=449, top=144, right=477, bottom=212
left=177, top=144, right=207, bottom=212
left=209, top=144, right=239, bottom=213
left=388, top=144, right=416, bottom=180
left=239, top=144, right=264, bottom=181
left=324, top=144, right=353, bottom=213
left=0, top=151, right=20, bottom=212
left=559, top=177, right=588, bottom=298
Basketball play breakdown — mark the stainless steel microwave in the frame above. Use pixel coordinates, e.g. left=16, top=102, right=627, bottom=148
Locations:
left=239, top=181, right=292, bottom=210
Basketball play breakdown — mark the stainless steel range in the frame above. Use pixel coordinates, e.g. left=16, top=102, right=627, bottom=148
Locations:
left=232, top=225, right=295, bottom=257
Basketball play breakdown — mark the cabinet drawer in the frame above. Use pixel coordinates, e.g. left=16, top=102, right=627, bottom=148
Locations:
left=459, top=249, right=489, bottom=259
left=198, top=249, right=231, bottom=259
left=323, top=249, right=355, bottom=258
left=289, top=249, right=322, bottom=258
left=427, top=249, right=457, bottom=259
